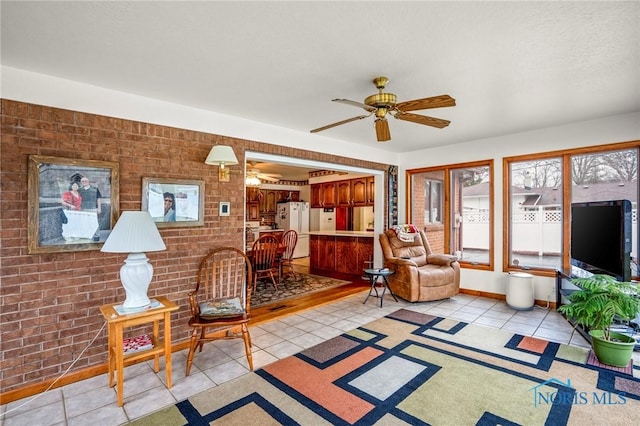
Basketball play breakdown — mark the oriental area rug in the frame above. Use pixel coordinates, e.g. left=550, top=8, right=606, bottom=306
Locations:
left=132, top=309, right=640, bottom=425
left=250, top=273, right=351, bottom=308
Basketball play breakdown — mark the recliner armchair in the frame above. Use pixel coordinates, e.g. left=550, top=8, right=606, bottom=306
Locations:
left=379, top=229, right=460, bottom=302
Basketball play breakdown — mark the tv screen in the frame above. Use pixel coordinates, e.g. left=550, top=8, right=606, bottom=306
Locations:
left=570, top=199, right=631, bottom=281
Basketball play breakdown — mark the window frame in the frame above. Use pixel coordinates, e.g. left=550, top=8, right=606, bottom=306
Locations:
left=407, top=159, right=494, bottom=271
left=503, top=141, right=639, bottom=278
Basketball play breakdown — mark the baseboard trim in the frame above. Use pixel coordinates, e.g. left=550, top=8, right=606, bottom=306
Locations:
left=459, top=288, right=557, bottom=309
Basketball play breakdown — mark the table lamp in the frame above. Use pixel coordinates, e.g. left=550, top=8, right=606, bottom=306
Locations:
left=101, top=211, right=166, bottom=309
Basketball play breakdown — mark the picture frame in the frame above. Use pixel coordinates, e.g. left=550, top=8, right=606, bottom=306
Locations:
left=219, top=202, right=230, bottom=216
left=28, top=155, right=120, bottom=254
left=142, top=178, right=204, bottom=228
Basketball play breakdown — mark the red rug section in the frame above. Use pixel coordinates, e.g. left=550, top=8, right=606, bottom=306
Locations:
left=262, top=346, right=383, bottom=423
left=517, top=336, right=549, bottom=354
left=586, top=350, right=633, bottom=375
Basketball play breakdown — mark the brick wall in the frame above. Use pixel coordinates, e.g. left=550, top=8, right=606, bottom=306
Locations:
left=0, top=99, right=389, bottom=395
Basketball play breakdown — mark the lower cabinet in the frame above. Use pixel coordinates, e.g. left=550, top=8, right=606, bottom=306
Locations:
left=310, top=234, right=373, bottom=278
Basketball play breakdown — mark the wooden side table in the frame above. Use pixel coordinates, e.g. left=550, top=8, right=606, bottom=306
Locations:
left=99, top=296, right=179, bottom=407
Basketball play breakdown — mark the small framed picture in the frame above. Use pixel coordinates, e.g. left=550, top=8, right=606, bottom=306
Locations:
left=219, top=202, right=230, bottom=216
left=142, top=178, right=204, bottom=228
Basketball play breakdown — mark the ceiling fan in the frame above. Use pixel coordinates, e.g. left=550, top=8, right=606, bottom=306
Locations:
left=310, top=76, right=455, bottom=142
left=246, top=162, right=282, bottom=183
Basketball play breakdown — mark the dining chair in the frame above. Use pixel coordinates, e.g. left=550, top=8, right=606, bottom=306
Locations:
left=250, top=234, right=280, bottom=292
left=185, top=247, right=254, bottom=376
left=280, top=229, right=299, bottom=281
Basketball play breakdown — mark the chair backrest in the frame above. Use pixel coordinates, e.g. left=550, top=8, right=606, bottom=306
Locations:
left=195, top=247, right=253, bottom=309
left=380, top=229, right=432, bottom=266
left=251, top=234, right=279, bottom=271
left=281, top=230, right=298, bottom=260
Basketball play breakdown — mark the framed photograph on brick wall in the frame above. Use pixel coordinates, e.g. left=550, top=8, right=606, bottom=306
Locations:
left=28, top=155, right=120, bottom=254
left=141, top=178, right=205, bottom=228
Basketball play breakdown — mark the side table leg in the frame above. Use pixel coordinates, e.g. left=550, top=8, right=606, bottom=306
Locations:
left=115, top=324, right=124, bottom=407
left=107, top=323, right=115, bottom=388
left=363, top=274, right=375, bottom=305
left=384, top=276, right=399, bottom=302
left=164, top=312, right=173, bottom=389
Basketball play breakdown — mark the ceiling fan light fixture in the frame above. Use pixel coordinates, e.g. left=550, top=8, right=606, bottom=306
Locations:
left=245, top=175, right=261, bottom=187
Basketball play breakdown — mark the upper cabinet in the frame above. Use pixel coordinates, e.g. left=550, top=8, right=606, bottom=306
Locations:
left=311, top=182, right=337, bottom=208
left=350, top=177, right=368, bottom=206
left=366, top=176, right=375, bottom=205
left=312, top=177, right=374, bottom=208
left=246, top=189, right=300, bottom=220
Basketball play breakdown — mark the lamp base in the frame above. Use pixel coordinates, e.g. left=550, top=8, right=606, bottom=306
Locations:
left=120, top=252, right=154, bottom=309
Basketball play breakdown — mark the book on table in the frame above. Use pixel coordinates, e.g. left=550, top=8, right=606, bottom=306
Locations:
left=123, top=334, right=153, bottom=355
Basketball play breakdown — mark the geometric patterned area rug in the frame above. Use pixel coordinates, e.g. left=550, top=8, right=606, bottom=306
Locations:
left=250, top=273, right=352, bottom=308
left=131, top=309, right=640, bottom=425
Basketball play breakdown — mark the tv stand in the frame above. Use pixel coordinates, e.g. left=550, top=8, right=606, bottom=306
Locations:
left=556, top=267, right=592, bottom=342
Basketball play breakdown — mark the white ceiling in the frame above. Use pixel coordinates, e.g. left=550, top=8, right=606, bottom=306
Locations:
left=2, top=1, right=639, bottom=180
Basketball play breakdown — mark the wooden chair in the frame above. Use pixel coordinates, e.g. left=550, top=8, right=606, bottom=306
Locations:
left=250, top=234, right=280, bottom=292
left=280, top=229, right=299, bottom=281
left=185, top=247, right=254, bottom=376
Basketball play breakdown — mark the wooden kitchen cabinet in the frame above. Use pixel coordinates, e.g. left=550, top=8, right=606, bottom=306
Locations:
left=247, top=189, right=300, bottom=218
left=311, top=184, right=322, bottom=207
left=246, top=202, right=260, bottom=221
left=336, top=180, right=352, bottom=206
left=316, top=235, right=336, bottom=271
left=335, top=236, right=358, bottom=273
left=310, top=234, right=373, bottom=278
left=366, top=176, right=375, bottom=205
left=246, top=187, right=261, bottom=202
left=260, top=190, right=278, bottom=213
left=312, top=178, right=373, bottom=208
left=351, top=177, right=368, bottom=206
left=311, top=183, right=336, bottom=208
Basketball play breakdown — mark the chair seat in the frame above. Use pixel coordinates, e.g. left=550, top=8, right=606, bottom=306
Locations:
left=199, top=297, right=244, bottom=318
left=189, top=313, right=249, bottom=326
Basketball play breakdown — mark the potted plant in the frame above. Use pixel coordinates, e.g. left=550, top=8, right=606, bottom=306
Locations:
left=558, top=274, right=639, bottom=367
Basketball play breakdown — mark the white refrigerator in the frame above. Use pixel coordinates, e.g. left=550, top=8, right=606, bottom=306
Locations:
left=275, top=202, right=310, bottom=258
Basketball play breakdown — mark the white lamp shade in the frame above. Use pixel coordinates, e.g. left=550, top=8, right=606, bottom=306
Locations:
left=101, top=211, right=166, bottom=253
left=101, top=211, right=166, bottom=309
left=205, top=145, right=239, bottom=168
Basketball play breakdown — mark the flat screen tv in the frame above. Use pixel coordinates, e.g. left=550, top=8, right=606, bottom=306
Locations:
left=570, top=199, right=632, bottom=281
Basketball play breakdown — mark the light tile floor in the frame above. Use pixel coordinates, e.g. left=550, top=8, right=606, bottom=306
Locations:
left=2, top=291, right=638, bottom=425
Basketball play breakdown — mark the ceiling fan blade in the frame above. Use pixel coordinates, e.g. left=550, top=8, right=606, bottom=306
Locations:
left=310, top=114, right=371, bottom=133
left=375, top=119, right=391, bottom=142
left=259, top=175, right=280, bottom=182
left=395, top=95, right=456, bottom=112
left=333, top=99, right=377, bottom=112
left=394, top=112, right=451, bottom=128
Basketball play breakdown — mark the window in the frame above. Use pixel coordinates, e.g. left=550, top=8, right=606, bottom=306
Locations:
left=570, top=148, right=638, bottom=278
left=507, top=157, right=563, bottom=272
left=505, top=142, right=639, bottom=278
left=407, top=160, right=493, bottom=269
left=424, top=180, right=442, bottom=224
